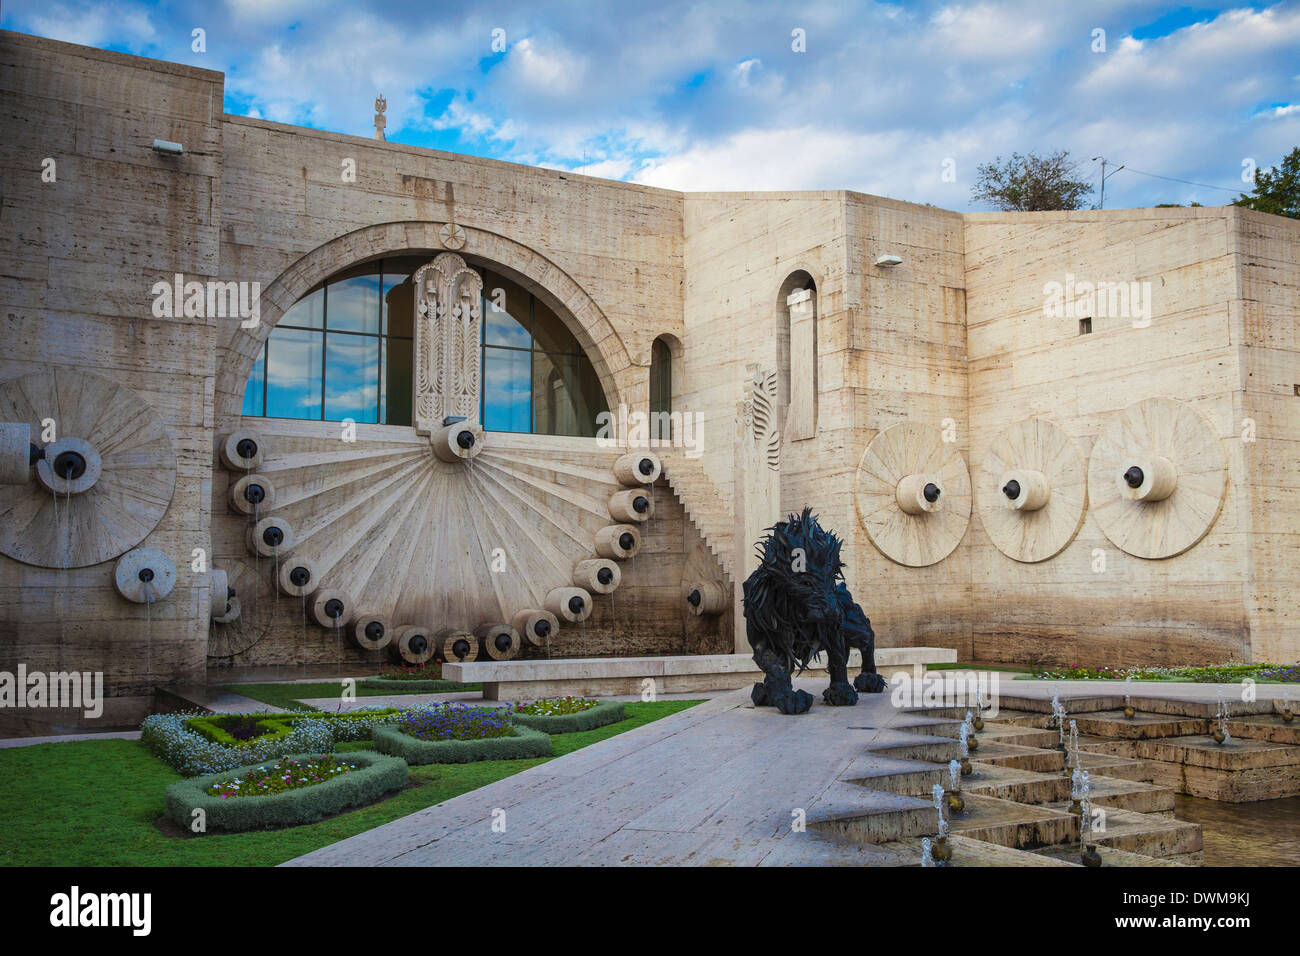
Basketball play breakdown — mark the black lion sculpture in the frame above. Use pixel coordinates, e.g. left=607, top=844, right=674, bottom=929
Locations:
left=742, top=508, right=887, bottom=714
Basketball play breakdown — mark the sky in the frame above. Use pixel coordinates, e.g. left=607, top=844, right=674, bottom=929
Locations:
left=4, top=0, right=1298, bottom=210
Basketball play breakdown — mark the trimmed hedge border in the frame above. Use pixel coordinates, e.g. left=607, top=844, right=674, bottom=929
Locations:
left=372, top=723, right=551, bottom=764
left=164, top=750, right=408, bottom=833
left=511, top=700, right=626, bottom=734
left=360, top=677, right=481, bottom=693
left=142, top=708, right=410, bottom=776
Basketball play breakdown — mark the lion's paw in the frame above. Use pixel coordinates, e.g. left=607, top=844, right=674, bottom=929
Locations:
left=854, top=671, right=888, bottom=694
left=823, top=681, right=859, bottom=706
left=751, top=682, right=770, bottom=707
left=774, top=688, right=814, bottom=715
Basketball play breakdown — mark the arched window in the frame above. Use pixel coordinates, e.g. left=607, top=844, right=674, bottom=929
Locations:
left=776, top=271, right=817, bottom=441
left=479, top=266, right=608, bottom=436
left=242, top=257, right=608, bottom=437
left=241, top=256, right=423, bottom=425
left=649, top=337, right=672, bottom=442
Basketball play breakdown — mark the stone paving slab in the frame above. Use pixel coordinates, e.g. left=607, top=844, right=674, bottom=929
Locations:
left=0, top=730, right=142, bottom=749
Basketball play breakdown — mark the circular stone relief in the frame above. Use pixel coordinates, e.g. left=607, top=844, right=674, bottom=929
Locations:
left=855, top=422, right=971, bottom=567
left=0, top=370, right=177, bottom=568
left=1087, top=398, right=1228, bottom=559
left=976, top=418, right=1087, bottom=563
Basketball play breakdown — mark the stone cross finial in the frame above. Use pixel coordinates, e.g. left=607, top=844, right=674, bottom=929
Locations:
left=374, top=95, right=387, bottom=141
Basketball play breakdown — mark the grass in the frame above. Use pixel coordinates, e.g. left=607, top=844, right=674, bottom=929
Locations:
left=221, top=680, right=480, bottom=712
left=0, top=699, right=698, bottom=867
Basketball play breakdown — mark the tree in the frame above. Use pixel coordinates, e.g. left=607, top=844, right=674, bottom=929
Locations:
left=1234, top=147, right=1300, bottom=219
left=971, top=150, right=1094, bottom=211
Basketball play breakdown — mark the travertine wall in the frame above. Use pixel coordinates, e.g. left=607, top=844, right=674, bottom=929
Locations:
left=1233, top=208, right=1300, bottom=664
left=0, top=34, right=221, bottom=725
left=0, top=30, right=1294, bottom=732
left=964, top=208, right=1257, bottom=666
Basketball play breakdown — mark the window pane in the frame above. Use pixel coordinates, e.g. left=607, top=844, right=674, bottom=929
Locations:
left=382, top=337, right=412, bottom=426
left=482, top=270, right=532, bottom=348
left=324, top=333, right=379, bottom=423
left=482, top=346, right=531, bottom=432
left=265, top=327, right=323, bottom=419
left=280, top=285, right=324, bottom=329
left=533, top=353, right=607, bottom=437
left=241, top=345, right=265, bottom=416
left=383, top=269, right=415, bottom=337
left=532, top=297, right=578, bottom=355
left=327, top=274, right=381, bottom=334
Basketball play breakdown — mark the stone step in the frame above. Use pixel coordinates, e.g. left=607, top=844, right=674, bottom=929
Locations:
left=1227, top=714, right=1300, bottom=745
left=945, top=793, right=1077, bottom=849
left=971, top=740, right=1065, bottom=773
left=839, top=754, right=946, bottom=796
left=1033, top=843, right=1191, bottom=867
left=1088, top=806, right=1203, bottom=863
left=900, top=835, right=1078, bottom=867
left=866, top=734, right=962, bottom=763
left=1053, top=775, right=1177, bottom=814
left=961, top=763, right=1070, bottom=805
left=1136, top=735, right=1300, bottom=802
left=1072, top=710, right=1209, bottom=739
left=979, top=722, right=1059, bottom=749
left=1073, top=750, right=1155, bottom=783
left=805, top=781, right=937, bottom=844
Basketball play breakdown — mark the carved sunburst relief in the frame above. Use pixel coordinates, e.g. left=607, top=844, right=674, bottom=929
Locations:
left=217, top=252, right=677, bottom=660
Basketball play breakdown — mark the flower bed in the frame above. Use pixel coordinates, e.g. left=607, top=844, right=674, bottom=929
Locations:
left=372, top=706, right=551, bottom=764
left=142, top=708, right=410, bottom=776
left=206, top=754, right=359, bottom=799
left=511, top=698, right=625, bottom=734
left=1024, top=659, right=1300, bottom=683
left=164, top=750, right=407, bottom=833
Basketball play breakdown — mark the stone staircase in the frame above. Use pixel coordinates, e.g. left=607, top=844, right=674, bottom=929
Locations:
left=659, top=451, right=735, bottom=580
left=800, top=700, right=1225, bottom=866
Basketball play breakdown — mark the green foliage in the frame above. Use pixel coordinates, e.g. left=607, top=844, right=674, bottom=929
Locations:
left=206, top=754, right=361, bottom=798
left=1024, top=659, right=1299, bottom=682
left=512, top=699, right=625, bottom=734
left=143, top=708, right=409, bottom=775
left=166, top=751, right=408, bottom=833
left=971, top=150, right=1094, bottom=211
left=373, top=723, right=551, bottom=764
left=0, top=700, right=699, bottom=866
left=1235, top=146, right=1300, bottom=219
left=516, top=695, right=599, bottom=716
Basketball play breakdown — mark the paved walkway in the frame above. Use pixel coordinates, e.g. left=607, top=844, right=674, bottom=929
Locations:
left=284, top=680, right=940, bottom=867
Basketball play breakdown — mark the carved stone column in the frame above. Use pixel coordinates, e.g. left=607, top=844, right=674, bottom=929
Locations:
left=732, top=364, right=781, bottom=652
left=412, top=252, right=485, bottom=435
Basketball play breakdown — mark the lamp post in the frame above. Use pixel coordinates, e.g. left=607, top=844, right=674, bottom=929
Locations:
left=1092, top=156, right=1125, bottom=210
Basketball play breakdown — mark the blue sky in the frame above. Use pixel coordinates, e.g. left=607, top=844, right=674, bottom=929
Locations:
left=4, top=0, right=1298, bottom=209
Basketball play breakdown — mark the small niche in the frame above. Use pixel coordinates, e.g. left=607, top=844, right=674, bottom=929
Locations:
left=1079, top=317, right=1093, bottom=335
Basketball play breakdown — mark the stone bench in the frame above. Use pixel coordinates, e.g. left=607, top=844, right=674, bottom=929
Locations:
left=443, top=647, right=957, bottom=701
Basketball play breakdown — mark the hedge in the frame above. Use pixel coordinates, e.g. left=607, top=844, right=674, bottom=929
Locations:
left=511, top=700, right=626, bottom=734
left=372, top=723, right=552, bottom=764
left=360, top=677, right=481, bottom=693
left=142, top=708, right=410, bottom=776
left=164, top=750, right=408, bottom=833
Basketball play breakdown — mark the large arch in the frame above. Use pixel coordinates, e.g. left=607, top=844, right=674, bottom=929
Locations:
left=214, top=221, right=632, bottom=423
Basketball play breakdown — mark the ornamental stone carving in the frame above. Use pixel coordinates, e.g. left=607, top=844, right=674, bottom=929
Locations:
left=412, top=252, right=485, bottom=435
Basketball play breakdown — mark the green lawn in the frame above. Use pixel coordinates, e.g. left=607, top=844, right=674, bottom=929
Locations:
left=221, top=680, right=480, bottom=711
left=0, top=700, right=699, bottom=867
